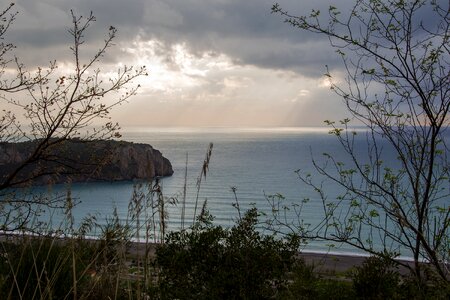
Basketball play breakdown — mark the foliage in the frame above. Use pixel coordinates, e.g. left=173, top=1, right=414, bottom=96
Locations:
left=351, top=255, right=400, bottom=299
left=0, top=180, right=446, bottom=299
left=153, top=207, right=301, bottom=299
left=0, top=177, right=177, bottom=300
left=0, top=236, right=94, bottom=299
left=272, top=0, right=450, bottom=284
left=279, top=261, right=356, bottom=300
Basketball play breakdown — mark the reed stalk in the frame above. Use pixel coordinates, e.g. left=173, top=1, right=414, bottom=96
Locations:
left=181, top=152, right=188, bottom=230
left=192, top=142, right=213, bottom=224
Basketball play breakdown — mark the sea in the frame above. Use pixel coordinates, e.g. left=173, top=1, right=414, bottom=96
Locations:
left=4, top=127, right=444, bottom=257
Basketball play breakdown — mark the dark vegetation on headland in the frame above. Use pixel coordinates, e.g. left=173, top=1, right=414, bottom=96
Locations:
left=0, top=139, right=173, bottom=186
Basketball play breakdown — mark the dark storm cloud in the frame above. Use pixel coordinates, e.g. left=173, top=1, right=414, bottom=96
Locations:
left=7, top=0, right=443, bottom=76
left=4, top=0, right=444, bottom=127
left=7, top=0, right=354, bottom=77
left=9, top=28, right=66, bottom=48
left=133, top=0, right=347, bottom=75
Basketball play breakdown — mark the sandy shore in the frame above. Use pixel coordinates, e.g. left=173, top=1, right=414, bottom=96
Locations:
left=127, top=241, right=416, bottom=275
left=0, top=233, right=420, bottom=276
left=297, top=251, right=416, bottom=275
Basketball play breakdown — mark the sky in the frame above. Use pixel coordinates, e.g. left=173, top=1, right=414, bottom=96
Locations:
left=5, top=0, right=356, bottom=128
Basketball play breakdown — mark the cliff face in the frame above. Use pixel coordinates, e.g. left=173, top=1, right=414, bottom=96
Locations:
left=0, top=139, right=173, bottom=186
left=98, top=141, right=174, bottom=181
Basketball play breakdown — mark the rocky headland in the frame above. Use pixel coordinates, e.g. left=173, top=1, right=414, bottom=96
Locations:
left=0, top=139, right=173, bottom=186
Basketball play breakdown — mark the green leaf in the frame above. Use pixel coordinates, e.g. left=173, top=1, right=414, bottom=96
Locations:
left=369, top=210, right=379, bottom=218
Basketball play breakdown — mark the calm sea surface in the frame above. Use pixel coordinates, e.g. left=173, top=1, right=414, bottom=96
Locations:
left=9, top=127, right=437, bottom=256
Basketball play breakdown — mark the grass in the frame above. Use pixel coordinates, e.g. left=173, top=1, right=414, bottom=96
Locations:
left=1, top=213, right=448, bottom=299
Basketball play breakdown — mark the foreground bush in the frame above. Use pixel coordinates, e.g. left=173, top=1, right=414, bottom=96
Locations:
left=0, top=230, right=130, bottom=299
left=351, top=255, right=400, bottom=299
left=351, top=255, right=449, bottom=300
left=0, top=236, right=95, bottom=299
left=278, top=261, right=355, bottom=300
left=1, top=207, right=447, bottom=299
left=153, top=207, right=301, bottom=299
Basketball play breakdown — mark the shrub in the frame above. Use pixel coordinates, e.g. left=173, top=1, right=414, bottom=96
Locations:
left=279, top=260, right=355, bottom=300
left=153, top=207, right=300, bottom=299
left=351, top=255, right=400, bottom=299
left=0, top=236, right=94, bottom=299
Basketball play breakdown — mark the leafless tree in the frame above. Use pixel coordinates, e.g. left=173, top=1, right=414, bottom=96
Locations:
left=272, top=0, right=449, bottom=285
left=0, top=4, right=146, bottom=229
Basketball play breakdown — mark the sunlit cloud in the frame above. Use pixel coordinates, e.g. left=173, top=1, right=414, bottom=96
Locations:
left=109, top=37, right=347, bottom=127
left=7, top=0, right=357, bottom=128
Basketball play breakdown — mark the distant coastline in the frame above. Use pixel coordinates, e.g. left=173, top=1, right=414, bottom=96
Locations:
left=0, top=139, right=173, bottom=186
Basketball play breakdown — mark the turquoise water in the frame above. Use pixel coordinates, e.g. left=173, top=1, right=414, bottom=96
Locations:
left=5, top=127, right=446, bottom=256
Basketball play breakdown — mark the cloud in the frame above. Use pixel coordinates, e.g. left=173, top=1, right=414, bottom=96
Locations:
left=3, top=0, right=371, bottom=127
left=109, top=42, right=348, bottom=127
left=8, top=0, right=347, bottom=76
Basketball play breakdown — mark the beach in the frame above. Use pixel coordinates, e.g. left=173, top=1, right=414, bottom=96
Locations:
left=127, top=240, right=417, bottom=276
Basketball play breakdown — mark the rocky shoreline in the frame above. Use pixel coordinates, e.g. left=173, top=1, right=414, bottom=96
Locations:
left=0, top=139, right=174, bottom=186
